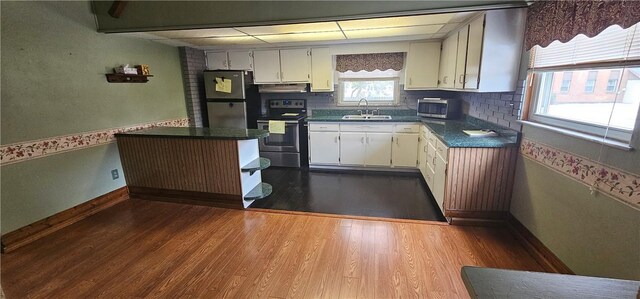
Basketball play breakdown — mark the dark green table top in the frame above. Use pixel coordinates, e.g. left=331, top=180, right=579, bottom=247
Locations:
left=115, top=127, right=269, bottom=140
left=461, top=266, right=640, bottom=299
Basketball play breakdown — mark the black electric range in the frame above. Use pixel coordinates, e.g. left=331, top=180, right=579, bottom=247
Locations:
left=256, top=99, right=308, bottom=168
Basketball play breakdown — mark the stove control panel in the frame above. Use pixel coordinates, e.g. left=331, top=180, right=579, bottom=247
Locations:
left=269, top=99, right=305, bottom=108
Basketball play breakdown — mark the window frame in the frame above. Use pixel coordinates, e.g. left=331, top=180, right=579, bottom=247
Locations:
left=336, top=77, right=401, bottom=107
left=528, top=65, right=639, bottom=143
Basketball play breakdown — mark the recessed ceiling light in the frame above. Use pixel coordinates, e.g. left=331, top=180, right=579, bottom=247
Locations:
left=151, top=28, right=245, bottom=39
left=237, top=22, right=341, bottom=35
left=256, top=31, right=345, bottom=43
left=179, top=36, right=264, bottom=46
left=338, top=14, right=454, bottom=30
left=343, top=25, right=443, bottom=39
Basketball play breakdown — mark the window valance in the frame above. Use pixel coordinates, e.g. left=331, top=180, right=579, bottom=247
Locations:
left=335, top=52, right=405, bottom=72
left=525, top=0, right=640, bottom=50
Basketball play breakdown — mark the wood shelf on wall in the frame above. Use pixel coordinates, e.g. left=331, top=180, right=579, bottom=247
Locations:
left=105, top=73, right=154, bottom=83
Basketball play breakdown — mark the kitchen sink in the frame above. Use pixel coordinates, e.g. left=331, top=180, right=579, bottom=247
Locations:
left=341, top=114, right=392, bottom=120
left=367, top=115, right=392, bottom=120
left=342, top=115, right=369, bottom=120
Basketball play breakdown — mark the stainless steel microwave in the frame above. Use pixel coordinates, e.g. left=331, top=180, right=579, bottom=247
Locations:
left=417, top=98, right=461, bottom=119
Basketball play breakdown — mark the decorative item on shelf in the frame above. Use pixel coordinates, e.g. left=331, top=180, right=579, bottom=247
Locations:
left=136, top=64, right=150, bottom=75
left=114, top=64, right=138, bottom=74
left=106, top=64, right=153, bottom=83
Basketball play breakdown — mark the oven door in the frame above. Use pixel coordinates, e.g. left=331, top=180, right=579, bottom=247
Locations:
left=257, top=120, right=300, bottom=152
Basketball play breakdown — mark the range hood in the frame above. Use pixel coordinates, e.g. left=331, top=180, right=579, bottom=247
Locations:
left=258, top=84, right=308, bottom=93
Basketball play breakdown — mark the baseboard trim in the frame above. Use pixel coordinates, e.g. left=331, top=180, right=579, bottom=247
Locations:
left=128, top=186, right=244, bottom=210
left=1, top=187, right=130, bottom=253
left=247, top=208, right=450, bottom=226
left=448, top=217, right=504, bottom=227
left=506, top=213, right=574, bottom=274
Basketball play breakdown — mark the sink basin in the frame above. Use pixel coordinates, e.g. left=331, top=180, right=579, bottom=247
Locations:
left=367, top=115, right=392, bottom=120
left=341, top=115, right=369, bottom=120
left=341, top=114, right=392, bottom=120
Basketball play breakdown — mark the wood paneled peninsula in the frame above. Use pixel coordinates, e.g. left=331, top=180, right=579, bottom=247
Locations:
left=115, top=127, right=270, bottom=209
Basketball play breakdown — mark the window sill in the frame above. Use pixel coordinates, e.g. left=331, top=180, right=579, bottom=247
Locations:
left=518, top=120, right=633, bottom=151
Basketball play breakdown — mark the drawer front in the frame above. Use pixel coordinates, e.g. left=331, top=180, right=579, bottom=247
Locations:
left=394, top=124, right=420, bottom=133
left=309, top=123, right=340, bottom=131
left=340, top=123, right=393, bottom=132
left=426, top=129, right=437, bottom=146
left=426, top=145, right=436, bottom=170
left=424, top=164, right=435, bottom=187
left=435, top=139, right=449, bottom=161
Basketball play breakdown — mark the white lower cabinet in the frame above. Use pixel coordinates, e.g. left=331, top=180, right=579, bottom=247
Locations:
left=432, top=154, right=447, bottom=212
left=340, top=132, right=366, bottom=165
left=309, top=131, right=340, bottom=164
left=339, top=132, right=392, bottom=166
left=418, top=133, right=428, bottom=176
left=392, top=133, right=419, bottom=167
left=365, top=133, right=393, bottom=166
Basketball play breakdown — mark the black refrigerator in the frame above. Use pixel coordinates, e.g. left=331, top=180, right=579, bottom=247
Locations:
left=203, top=70, right=260, bottom=129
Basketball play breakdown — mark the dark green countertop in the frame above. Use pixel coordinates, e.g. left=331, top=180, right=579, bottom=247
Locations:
left=115, top=127, right=269, bottom=140
left=306, top=109, right=421, bottom=122
left=306, top=109, right=519, bottom=148
left=421, top=118, right=519, bottom=148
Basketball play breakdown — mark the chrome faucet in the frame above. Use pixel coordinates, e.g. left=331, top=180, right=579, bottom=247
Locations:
left=357, top=98, right=369, bottom=115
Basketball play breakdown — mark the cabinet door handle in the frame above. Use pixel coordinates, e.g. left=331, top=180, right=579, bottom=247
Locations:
left=396, top=137, right=399, bottom=145
left=361, top=137, right=365, bottom=144
left=424, top=145, right=427, bottom=152
left=459, top=74, right=465, bottom=84
left=366, top=136, right=370, bottom=144
left=409, top=78, right=412, bottom=86
left=443, top=76, right=448, bottom=84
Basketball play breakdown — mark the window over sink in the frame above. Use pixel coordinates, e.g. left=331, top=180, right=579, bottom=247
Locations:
left=527, top=23, right=640, bottom=145
left=337, top=69, right=400, bottom=106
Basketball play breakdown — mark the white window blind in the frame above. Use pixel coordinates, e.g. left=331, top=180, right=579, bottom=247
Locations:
left=532, top=24, right=640, bottom=68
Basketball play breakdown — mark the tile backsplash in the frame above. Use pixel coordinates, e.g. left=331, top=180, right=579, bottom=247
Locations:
left=260, top=82, right=525, bottom=131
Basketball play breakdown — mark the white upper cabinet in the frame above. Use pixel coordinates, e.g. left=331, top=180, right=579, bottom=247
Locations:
left=454, top=26, right=469, bottom=89
left=464, top=16, right=484, bottom=90
left=253, top=48, right=311, bottom=84
left=280, top=48, right=311, bottom=83
left=310, top=48, right=334, bottom=92
left=252, top=50, right=281, bottom=84
left=206, top=52, right=228, bottom=70
left=227, top=51, right=253, bottom=71
left=439, top=8, right=525, bottom=92
left=438, top=34, right=457, bottom=88
left=404, top=42, right=441, bottom=90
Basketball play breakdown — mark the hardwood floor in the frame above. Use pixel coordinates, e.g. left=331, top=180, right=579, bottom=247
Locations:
left=253, top=168, right=446, bottom=222
left=1, top=199, right=544, bottom=298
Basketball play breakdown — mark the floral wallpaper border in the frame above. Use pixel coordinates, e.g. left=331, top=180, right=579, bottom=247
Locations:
left=0, top=118, right=190, bottom=166
left=520, top=138, right=640, bottom=210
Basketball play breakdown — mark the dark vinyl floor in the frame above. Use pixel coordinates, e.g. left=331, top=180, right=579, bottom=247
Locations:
left=250, top=168, right=446, bottom=222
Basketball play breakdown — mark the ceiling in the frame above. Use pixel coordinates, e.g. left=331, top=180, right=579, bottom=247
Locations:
left=114, top=11, right=478, bottom=49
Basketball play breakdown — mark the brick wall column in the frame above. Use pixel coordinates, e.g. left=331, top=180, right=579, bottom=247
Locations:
left=178, top=47, right=207, bottom=127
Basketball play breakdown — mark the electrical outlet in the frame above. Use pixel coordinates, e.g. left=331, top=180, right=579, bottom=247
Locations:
left=111, top=169, right=119, bottom=180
